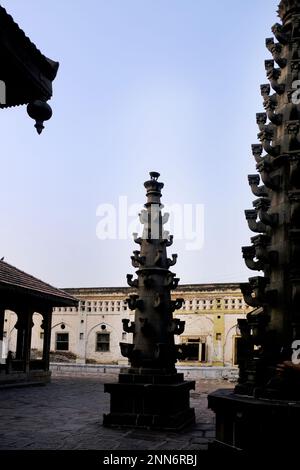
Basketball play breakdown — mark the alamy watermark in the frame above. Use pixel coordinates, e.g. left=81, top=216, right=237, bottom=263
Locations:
left=96, top=197, right=204, bottom=251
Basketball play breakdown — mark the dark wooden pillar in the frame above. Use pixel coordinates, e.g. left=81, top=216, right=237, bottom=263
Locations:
left=15, top=313, right=25, bottom=360
left=0, top=307, right=4, bottom=341
left=0, top=307, right=5, bottom=361
left=15, top=309, right=33, bottom=372
left=42, top=308, right=52, bottom=371
left=24, top=310, right=33, bottom=373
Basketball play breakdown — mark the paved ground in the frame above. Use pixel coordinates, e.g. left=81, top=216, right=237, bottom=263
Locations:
left=0, top=374, right=233, bottom=450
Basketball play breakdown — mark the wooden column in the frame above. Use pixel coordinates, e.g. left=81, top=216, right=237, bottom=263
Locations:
left=15, top=309, right=33, bottom=372
left=0, top=307, right=5, bottom=362
left=42, top=308, right=52, bottom=371
left=15, top=313, right=25, bottom=360
left=24, top=310, right=33, bottom=373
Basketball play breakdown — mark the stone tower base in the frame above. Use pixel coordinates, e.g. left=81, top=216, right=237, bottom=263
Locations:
left=103, top=369, right=195, bottom=431
left=208, top=389, right=300, bottom=451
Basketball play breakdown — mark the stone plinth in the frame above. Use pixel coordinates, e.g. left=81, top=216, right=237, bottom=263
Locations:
left=208, top=389, right=300, bottom=451
left=104, top=369, right=195, bottom=430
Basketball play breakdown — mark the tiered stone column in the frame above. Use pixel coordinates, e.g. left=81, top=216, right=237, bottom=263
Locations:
left=235, top=0, right=300, bottom=399
left=103, top=172, right=195, bottom=430
left=208, top=0, right=300, bottom=450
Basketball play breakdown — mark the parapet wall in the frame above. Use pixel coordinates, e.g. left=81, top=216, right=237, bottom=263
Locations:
left=50, top=362, right=238, bottom=381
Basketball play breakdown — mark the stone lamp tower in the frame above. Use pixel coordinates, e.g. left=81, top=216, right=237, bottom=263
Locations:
left=103, top=172, right=195, bottom=430
left=208, top=0, right=300, bottom=450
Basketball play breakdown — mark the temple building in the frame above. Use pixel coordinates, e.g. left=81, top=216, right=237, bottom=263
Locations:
left=3, top=283, right=249, bottom=368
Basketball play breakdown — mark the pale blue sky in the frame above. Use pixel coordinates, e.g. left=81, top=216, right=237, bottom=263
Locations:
left=0, top=0, right=278, bottom=287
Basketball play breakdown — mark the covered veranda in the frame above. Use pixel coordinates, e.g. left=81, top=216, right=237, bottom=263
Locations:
left=0, top=260, right=77, bottom=387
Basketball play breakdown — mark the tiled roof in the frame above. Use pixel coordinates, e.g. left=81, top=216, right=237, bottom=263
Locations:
left=0, top=5, right=59, bottom=108
left=0, top=260, right=78, bottom=306
left=0, top=5, right=59, bottom=79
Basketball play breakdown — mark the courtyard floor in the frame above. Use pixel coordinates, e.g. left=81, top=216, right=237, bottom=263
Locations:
left=0, top=373, right=233, bottom=450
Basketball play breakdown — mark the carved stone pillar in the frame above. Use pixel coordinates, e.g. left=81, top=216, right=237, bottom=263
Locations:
left=104, top=173, right=195, bottom=430
left=208, top=0, right=300, bottom=452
